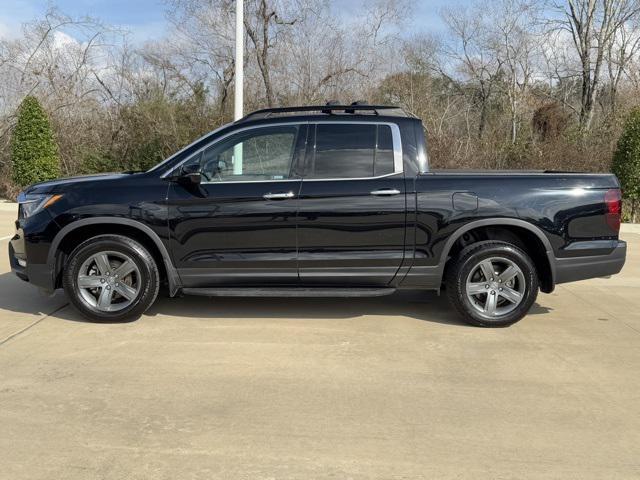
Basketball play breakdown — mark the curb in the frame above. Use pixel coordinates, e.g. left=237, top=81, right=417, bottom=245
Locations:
left=0, top=203, right=17, bottom=212
left=622, top=223, right=640, bottom=234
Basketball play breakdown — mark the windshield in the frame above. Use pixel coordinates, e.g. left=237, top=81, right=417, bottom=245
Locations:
left=146, top=122, right=233, bottom=173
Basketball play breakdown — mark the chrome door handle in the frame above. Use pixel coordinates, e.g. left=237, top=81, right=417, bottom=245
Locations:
left=370, top=188, right=401, bottom=196
left=263, top=191, right=295, bottom=200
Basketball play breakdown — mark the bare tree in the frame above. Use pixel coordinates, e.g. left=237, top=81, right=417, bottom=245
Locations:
left=606, top=20, right=640, bottom=113
left=555, top=0, right=640, bottom=129
left=6, top=0, right=640, bottom=199
left=163, top=0, right=237, bottom=113
left=442, top=5, right=504, bottom=139
left=243, top=0, right=298, bottom=107
left=489, top=0, right=541, bottom=144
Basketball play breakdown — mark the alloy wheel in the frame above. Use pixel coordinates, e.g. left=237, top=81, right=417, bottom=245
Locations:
left=76, top=251, right=141, bottom=312
left=465, top=256, right=526, bottom=317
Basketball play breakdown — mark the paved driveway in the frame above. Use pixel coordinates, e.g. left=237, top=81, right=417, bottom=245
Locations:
left=1, top=203, right=639, bottom=479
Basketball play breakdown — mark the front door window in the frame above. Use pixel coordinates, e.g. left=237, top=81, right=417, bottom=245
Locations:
left=183, top=125, right=299, bottom=182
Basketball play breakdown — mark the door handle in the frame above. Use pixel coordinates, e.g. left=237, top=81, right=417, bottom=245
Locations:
left=370, top=188, right=401, bottom=196
left=263, top=191, right=295, bottom=200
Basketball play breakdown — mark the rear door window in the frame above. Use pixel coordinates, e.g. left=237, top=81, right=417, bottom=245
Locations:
left=308, top=124, right=396, bottom=179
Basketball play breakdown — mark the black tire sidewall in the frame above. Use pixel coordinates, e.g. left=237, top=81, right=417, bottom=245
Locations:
left=62, top=235, right=159, bottom=322
left=447, top=242, right=539, bottom=327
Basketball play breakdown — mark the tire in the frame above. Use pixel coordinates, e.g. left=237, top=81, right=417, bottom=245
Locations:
left=445, top=240, right=539, bottom=327
left=62, top=235, right=160, bottom=322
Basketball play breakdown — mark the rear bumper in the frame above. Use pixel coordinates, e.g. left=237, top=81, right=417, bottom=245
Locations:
left=555, top=240, right=626, bottom=284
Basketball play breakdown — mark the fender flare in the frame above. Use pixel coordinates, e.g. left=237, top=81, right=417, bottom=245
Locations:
left=438, top=218, right=556, bottom=288
left=48, top=217, right=181, bottom=296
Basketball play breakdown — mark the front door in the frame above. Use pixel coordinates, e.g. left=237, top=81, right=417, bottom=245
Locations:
left=297, top=122, right=407, bottom=286
left=167, top=124, right=307, bottom=287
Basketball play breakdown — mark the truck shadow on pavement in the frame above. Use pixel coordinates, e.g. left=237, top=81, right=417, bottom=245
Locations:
left=145, top=291, right=553, bottom=326
left=0, top=273, right=553, bottom=328
left=0, top=272, right=67, bottom=317
left=146, top=291, right=475, bottom=326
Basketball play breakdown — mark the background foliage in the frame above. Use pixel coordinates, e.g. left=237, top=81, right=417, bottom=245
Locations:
left=10, top=96, right=60, bottom=187
left=613, top=108, right=640, bottom=221
left=1, top=0, right=640, bottom=214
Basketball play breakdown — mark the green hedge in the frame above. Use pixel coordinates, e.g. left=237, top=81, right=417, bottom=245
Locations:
left=613, top=108, right=640, bottom=222
left=11, top=96, right=60, bottom=187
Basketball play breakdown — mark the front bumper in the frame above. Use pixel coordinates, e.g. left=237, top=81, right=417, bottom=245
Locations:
left=555, top=240, right=627, bottom=284
left=8, top=240, right=28, bottom=281
left=9, top=210, right=59, bottom=292
left=9, top=239, right=56, bottom=291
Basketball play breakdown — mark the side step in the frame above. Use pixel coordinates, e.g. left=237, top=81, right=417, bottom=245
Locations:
left=181, top=287, right=396, bottom=298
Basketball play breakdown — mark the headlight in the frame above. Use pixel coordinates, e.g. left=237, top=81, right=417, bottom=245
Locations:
left=17, top=193, right=63, bottom=219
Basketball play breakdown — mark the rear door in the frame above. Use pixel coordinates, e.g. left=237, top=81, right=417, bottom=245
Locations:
left=297, top=122, right=406, bottom=286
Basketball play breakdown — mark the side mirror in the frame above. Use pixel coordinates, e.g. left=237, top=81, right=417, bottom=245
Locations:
left=175, top=163, right=202, bottom=186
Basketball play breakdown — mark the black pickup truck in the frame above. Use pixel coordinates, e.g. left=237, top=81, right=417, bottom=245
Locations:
left=9, top=104, right=626, bottom=326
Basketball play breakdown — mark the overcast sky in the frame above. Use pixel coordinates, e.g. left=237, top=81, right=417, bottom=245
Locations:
left=0, top=0, right=456, bottom=41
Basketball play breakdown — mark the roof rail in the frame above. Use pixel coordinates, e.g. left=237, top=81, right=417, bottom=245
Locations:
left=238, top=102, right=408, bottom=122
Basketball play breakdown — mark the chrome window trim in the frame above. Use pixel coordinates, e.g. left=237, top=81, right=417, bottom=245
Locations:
left=190, top=178, right=302, bottom=185
left=161, top=120, right=404, bottom=182
left=301, top=172, right=402, bottom=182
left=419, top=150, right=428, bottom=174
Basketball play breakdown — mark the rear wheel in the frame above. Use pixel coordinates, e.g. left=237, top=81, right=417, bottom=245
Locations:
left=445, top=241, right=539, bottom=327
left=63, top=235, right=160, bottom=322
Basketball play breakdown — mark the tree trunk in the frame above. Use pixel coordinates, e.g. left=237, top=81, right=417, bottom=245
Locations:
left=579, top=53, right=594, bottom=129
left=478, top=97, right=487, bottom=139
left=244, top=0, right=276, bottom=108
left=258, top=53, right=275, bottom=107
left=582, top=88, right=596, bottom=130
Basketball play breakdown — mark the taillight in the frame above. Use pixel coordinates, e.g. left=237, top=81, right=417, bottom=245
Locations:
left=604, top=189, right=622, bottom=232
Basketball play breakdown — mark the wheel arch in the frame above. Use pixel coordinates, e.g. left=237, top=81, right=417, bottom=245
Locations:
left=48, top=217, right=181, bottom=296
left=440, top=218, right=556, bottom=293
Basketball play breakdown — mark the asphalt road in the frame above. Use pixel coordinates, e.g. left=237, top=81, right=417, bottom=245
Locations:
left=1, top=202, right=639, bottom=479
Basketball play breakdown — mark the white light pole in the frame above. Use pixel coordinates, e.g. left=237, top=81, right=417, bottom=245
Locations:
left=233, top=0, right=244, bottom=174
left=234, top=0, right=244, bottom=121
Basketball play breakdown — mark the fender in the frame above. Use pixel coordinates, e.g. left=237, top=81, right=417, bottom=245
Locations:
left=438, top=218, right=557, bottom=286
left=47, top=217, right=182, bottom=296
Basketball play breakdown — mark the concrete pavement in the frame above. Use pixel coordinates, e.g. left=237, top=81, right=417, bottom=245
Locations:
left=1, top=204, right=639, bottom=479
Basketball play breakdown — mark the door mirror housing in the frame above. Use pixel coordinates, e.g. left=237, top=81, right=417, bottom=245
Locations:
left=174, top=163, right=202, bottom=186
left=181, top=172, right=202, bottom=186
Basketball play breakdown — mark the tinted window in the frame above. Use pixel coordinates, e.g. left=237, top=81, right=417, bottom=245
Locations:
left=375, top=125, right=395, bottom=176
left=183, top=126, right=298, bottom=182
left=310, top=124, right=396, bottom=179
left=312, top=124, right=376, bottom=178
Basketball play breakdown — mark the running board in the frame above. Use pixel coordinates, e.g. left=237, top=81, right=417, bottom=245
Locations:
left=181, top=287, right=396, bottom=298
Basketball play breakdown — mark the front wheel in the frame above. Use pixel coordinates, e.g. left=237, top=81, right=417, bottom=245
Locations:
left=63, top=235, right=160, bottom=322
left=445, top=241, right=539, bottom=327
